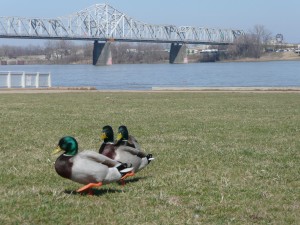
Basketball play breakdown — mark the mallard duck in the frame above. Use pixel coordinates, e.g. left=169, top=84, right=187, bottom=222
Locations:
left=99, top=125, right=115, bottom=158
left=100, top=125, right=154, bottom=176
left=52, top=136, right=133, bottom=195
left=116, top=125, right=141, bottom=149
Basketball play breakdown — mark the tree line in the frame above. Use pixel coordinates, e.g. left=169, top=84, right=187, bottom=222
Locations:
left=0, top=40, right=169, bottom=64
left=0, top=25, right=275, bottom=64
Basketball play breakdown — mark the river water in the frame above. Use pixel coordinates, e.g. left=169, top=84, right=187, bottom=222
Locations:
left=1, top=61, right=300, bottom=90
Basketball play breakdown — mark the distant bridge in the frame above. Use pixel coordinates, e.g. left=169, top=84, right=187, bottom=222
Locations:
left=0, top=3, right=244, bottom=65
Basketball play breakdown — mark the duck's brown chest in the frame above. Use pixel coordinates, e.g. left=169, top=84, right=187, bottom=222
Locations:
left=55, top=155, right=73, bottom=179
left=101, top=144, right=116, bottom=159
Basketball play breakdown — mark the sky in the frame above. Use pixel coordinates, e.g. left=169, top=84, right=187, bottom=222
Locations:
left=0, top=0, right=299, bottom=46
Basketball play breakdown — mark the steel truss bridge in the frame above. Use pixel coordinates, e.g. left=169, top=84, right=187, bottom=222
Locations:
left=0, top=3, right=244, bottom=45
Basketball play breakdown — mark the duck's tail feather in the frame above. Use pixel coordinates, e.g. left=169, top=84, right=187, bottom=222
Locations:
left=146, top=154, right=155, bottom=163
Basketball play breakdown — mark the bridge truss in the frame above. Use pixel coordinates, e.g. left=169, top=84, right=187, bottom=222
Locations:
left=0, top=4, right=244, bottom=44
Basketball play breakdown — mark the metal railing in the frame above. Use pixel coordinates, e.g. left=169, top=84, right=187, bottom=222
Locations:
left=0, top=71, right=51, bottom=88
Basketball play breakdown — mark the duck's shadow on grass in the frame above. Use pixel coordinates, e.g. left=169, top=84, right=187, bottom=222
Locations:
left=118, top=176, right=148, bottom=185
left=64, top=176, right=150, bottom=196
left=64, top=188, right=122, bottom=196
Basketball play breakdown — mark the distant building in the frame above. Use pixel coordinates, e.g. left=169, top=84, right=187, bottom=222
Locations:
left=126, top=48, right=138, bottom=53
left=187, top=45, right=210, bottom=55
left=187, top=49, right=199, bottom=55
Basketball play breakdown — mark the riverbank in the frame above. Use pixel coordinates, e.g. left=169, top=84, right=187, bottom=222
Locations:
left=223, top=51, right=300, bottom=63
left=1, top=51, right=299, bottom=65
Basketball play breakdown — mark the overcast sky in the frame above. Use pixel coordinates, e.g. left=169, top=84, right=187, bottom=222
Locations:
left=0, top=0, right=299, bottom=45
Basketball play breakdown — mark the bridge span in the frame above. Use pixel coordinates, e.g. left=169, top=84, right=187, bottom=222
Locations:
left=0, top=3, right=244, bottom=65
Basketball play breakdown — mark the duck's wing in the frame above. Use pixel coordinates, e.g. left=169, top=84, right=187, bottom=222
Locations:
left=79, top=150, right=119, bottom=167
left=116, top=146, right=154, bottom=173
left=128, top=135, right=141, bottom=150
left=116, top=145, right=147, bottom=158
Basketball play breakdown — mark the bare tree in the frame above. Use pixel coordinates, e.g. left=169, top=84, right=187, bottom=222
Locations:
left=250, top=25, right=272, bottom=57
left=0, top=44, right=44, bottom=59
left=43, top=40, right=84, bottom=63
left=251, top=25, right=272, bottom=45
left=1, top=40, right=169, bottom=64
left=228, top=24, right=272, bottom=59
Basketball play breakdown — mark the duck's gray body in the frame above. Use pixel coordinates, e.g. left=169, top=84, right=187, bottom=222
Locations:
left=55, top=150, right=123, bottom=185
left=99, top=125, right=153, bottom=174
left=114, top=146, right=149, bottom=173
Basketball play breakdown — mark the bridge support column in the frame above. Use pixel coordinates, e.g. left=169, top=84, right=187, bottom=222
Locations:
left=93, top=41, right=112, bottom=66
left=169, top=43, right=188, bottom=64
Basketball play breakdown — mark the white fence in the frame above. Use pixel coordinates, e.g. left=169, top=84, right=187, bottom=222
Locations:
left=0, top=71, right=51, bottom=88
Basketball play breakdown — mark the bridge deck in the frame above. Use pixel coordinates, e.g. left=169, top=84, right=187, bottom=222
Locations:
left=0, top=3, right=244, bottom=44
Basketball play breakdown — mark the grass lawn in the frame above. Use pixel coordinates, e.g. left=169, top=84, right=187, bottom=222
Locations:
left=0, top=92, right=299, bottom=224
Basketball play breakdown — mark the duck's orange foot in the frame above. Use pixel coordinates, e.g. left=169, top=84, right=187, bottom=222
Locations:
left=120, top=171, right=135, bottom=186
left=121, top=171, right=135, bottom=180
left=76, top=182, right=102, bottom=195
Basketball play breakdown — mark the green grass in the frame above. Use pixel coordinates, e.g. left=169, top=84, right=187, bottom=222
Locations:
left=0, top=92, right=299, bottom=224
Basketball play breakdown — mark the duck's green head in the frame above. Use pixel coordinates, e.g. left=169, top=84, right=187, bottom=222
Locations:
left=117, top=125, right=129, bottom=141
left=52, top=136, right=78, bottom=156
left=101, top=125, right=114, bottom=143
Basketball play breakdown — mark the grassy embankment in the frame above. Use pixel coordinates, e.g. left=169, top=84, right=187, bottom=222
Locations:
left=0, top=92, right=299, bottom=224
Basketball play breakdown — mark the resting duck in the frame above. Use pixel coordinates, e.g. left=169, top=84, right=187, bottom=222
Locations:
left=100, top=125, right=154, bottom=176
left=53, top=136, right=133, bottom=195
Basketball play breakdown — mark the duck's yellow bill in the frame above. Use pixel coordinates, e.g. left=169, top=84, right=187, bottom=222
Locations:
left=52, top=146, right=63, bottom=155
left=100, top=132, right=107, bottom=140
left=117, top=133, right=122, bottom=140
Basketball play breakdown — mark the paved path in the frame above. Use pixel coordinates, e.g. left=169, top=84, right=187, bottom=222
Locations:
left=1, top=87, right=300, bottom=94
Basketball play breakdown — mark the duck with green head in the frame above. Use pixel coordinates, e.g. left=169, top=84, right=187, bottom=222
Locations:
left=99, top=125, right=115, bottom=158
left=116, top=125, right=140, bottom=149
left=53, top=136, right=133, bottom=195
left=100, top=125, right=154, bottom=176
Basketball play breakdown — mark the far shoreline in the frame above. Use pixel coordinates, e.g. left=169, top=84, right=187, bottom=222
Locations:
left=223, top=52, right=300, bottom=63
left=1, top=51, right=299, bottom=66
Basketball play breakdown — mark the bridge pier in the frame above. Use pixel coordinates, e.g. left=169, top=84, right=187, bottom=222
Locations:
left=169, top=43, right=188, bottom=64
left=93, top=41, right=112, bottom=66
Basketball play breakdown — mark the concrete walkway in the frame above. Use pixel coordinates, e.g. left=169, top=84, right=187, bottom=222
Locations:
left=1, top=86, right=300, bottom=94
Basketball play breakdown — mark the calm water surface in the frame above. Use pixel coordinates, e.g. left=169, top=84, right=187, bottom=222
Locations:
left=1, top=61, right=300, bottom=90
